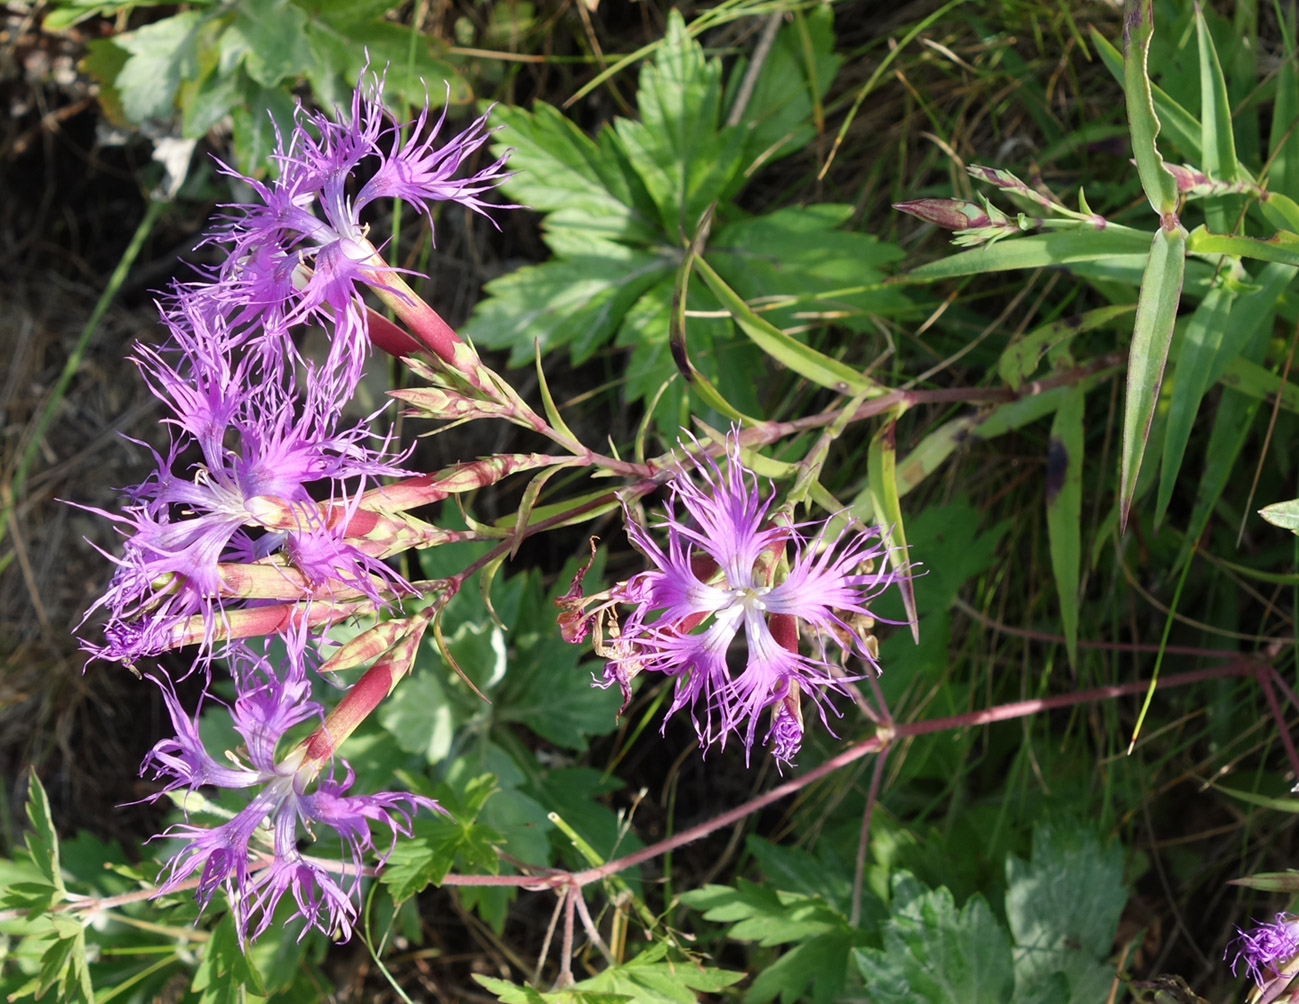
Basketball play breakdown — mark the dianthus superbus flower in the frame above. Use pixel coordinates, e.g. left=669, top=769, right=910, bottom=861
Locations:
left=144, top=643, right=439, bottom=942
left=602, top=434, right=900, bottom=766
left=79, top=291, right=411, bottom=668
left=1227, top=912, right=1299, bottom=988
left=207, top=70, right=512, bottom=395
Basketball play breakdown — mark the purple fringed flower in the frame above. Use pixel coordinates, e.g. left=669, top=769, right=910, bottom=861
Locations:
left=1227, top=913, right=1299, bottom=987
left=605, top=434, right=899, bottom=766
left=145, top=643, right=439, bottom=942
left=78, top=290, right=412, bottom=668
left=205, top=70, right=512, bottom=395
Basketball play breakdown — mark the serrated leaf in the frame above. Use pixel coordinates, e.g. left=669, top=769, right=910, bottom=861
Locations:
left=228, top=0, right=311, bottom=88
left=748, top=931, right=861, bottom=1004
left=680, top=880, right=844, bottom=946
left=230, top=80, right=299, bottom=176
left=463, top=249, right=674, bottom=365
left=1123, top=0, right=1180, bottom=214
left=380, top=776, right=501, bottom=900
left=23, top=773, right=63, bottom=893
left=710, top=204, right=909, bottom=331
left=854, top=880, right=1014, bottom=1004
left=489, top=103, right=660, bottom=244
left=612, top=11, right=745, bottom=235
left=1, top=880, right=59, bottom=916
left=473, top=975, right=631, bottom=1004
left=1120, top=222, right=1186, bottom=531
left=114, top=10, right=205, bottom=123
left=193, top=914, right=267, bottom=1004
left=573, top=944, right=744, bottom=1004
left=1005, top=822, right=1126, bottom=1004
left=1046, top=387, right=1084, bottom=668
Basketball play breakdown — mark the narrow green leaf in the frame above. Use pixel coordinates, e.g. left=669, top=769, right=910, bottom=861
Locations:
left=1194, top=3, right=1238, bottom=233
left=533, top=342, right=580, bottom=446
left=1220, top=356, right=1299, bottom=412
left=1173, top=263, right=1296, bottom=571
left=1155, top=282, right=1235, bottom=527
left=998, top=304, right=1135, bottom=389
left=1046, top=388, right=1084, bottom=668
left=901, top=228, right=1151, bottom=283
left=1228, top=870, right=1299, bottom=892
left=693, top=256, right=883, bottom=398
left=1268, top=2, right=1299, bottom=201
left=1123, top=0, right=1180, bottom=213
left=1120, top=223, right=1187, bottom=532
left=866, top=415, right=919, bottom=642
left=1186, top=224, right=1299, bottom=265
left=1211, top=783, right=1299, bottom=812
left=1090, top=27, right=1202, bottom=161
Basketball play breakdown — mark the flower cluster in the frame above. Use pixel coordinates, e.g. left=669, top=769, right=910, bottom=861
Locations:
left=75, top=72, right=511, bottom=940
left=588, top=434, right=900, bottom=766
left=1227, top=913, right=1299, bottom=988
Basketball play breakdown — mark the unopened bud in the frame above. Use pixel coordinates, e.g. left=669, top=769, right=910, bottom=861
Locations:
left=893, top=198, right=992, bottom=231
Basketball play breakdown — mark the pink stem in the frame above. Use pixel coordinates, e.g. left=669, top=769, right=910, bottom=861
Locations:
left=439, top=658, right=1260, bottom=890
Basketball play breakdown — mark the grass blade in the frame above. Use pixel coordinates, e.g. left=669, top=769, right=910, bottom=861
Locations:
left=1194, top=2, right=1239, bottom=233
left=1155, top=281, right=1234, bottom=528
left=1120, top=222, right=1187, bottom=532
left=1046, top=387, right=1084, bottom=668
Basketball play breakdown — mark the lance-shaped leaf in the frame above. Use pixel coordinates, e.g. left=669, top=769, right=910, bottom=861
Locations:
left=1123, top=0, right=1179, bottom=214
left=1270, top=4, right=1299, bottom=201
left=900, top=228, right=1151, bottom=283
left=1155, top=281, right=1235, bottom=528
left=865, top=414, right=919, bottom=642
left=693, top=255, right=884, bottom=397
left=1228, top=871, right=1299, bottom=893
left=1046, top=388, right=1084, bottom=668
left=1120, top=221, right=1186, bottom=532
left=1185, top=225, right=1299, bottom=265
left=1194, top=3, right=1238, bottom=233
left=1092, top=26, right=1201, bottom=162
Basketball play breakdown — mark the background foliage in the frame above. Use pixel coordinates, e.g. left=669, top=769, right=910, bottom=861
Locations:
left=3, top=1, right=1299, bottom=1002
